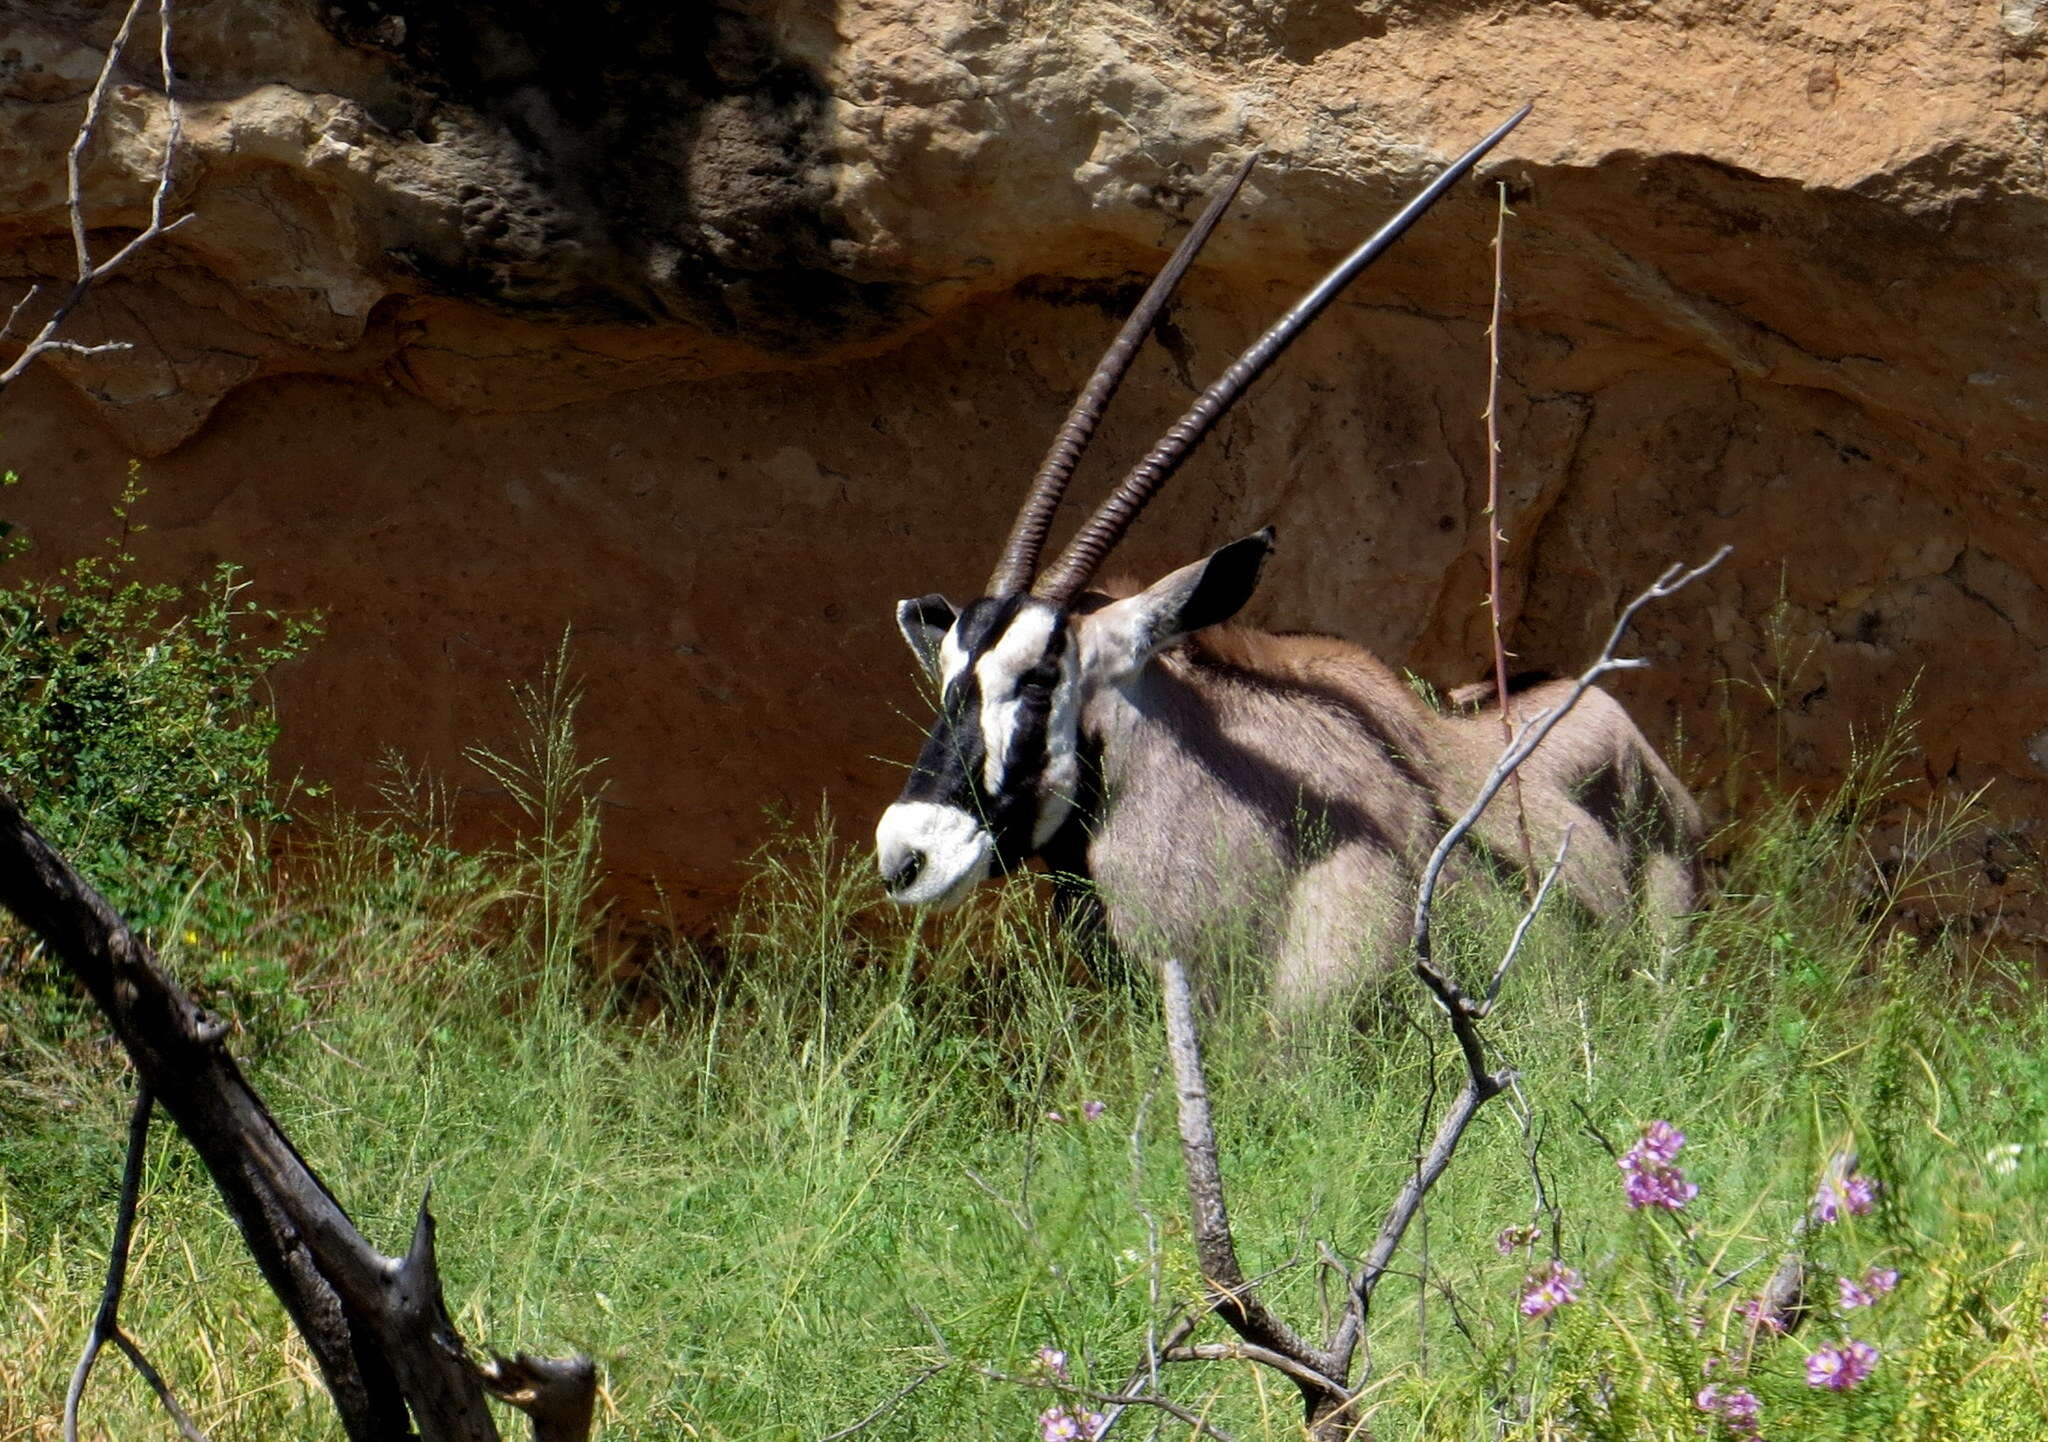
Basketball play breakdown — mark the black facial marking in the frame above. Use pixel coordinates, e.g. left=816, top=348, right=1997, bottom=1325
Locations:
left=893, top=595, right=1071, bottom=873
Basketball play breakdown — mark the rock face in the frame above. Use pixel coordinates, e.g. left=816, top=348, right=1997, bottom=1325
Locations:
left=1, top=0, right=2044, bottom=936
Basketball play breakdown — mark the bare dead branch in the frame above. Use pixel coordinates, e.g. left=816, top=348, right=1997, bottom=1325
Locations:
left=1507, top=1084, right=1565, bottom=1269
left=103, top=1329, right=211, bottom=1442
left=1413, top=546, right=1731, bottom=956
left=1127, top=1073, right=1165, bottom=1398
left=1484, top=827, right=1573, bottom=1014
left=63, top=1085, right=211, bottom=1442
left=2, top=283, right=40, bottom=339
left=1148, top=552, right=1729, bottom=1425
left=23, top=338, right=133, bottom=358
left=1324, top=1068, right=1495, bottom=1378
left=1165, top=1341, right=1348, bottom=1399
left=1572, top=1098, right=1621, bottom=1164
left=0, top=787, right=592, bottom=1441
left=0, top=0, right=191, bottom=391
left=1160, top=957, right=1345, bottom=1404
left=1098, top=1308, right=1201, bottom=1438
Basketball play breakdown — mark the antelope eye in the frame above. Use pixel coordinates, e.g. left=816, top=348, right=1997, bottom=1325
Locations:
left=1018, top=663, right=1059, bottom=695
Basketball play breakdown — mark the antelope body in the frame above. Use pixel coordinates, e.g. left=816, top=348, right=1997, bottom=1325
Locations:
left=874, top=112, right=1702, bottom=1015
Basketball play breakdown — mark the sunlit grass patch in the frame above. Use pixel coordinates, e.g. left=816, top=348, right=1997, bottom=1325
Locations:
left=1, top=537, right=2045, bottom=1438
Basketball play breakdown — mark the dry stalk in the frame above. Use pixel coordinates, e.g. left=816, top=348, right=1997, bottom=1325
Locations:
left=1482, top=179, right=1537, bottom=892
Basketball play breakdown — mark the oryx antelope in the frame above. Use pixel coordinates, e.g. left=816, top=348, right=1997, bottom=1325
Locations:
left=874, top=111, right=1703, bottom=1016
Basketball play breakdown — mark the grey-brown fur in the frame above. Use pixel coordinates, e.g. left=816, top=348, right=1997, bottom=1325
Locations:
left=876, top=114, right=1692, bottom=1012
left=1077, top=612, right=1703, bottom=1020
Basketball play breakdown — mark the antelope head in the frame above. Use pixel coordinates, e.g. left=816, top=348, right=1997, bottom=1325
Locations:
left=874, top=110, right=1529, bottom=909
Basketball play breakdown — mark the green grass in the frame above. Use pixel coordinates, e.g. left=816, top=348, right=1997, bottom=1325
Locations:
left=5, top=753, right=2048, bottom=1441
left=0, top=519, right=2042, bottom=1439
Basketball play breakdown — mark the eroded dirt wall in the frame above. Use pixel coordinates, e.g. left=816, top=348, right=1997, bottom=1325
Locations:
left=2, top=0, right=2044, bottom=935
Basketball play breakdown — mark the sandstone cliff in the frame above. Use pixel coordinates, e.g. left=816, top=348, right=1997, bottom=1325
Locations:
left=1, top=0, right=2043, bottom=934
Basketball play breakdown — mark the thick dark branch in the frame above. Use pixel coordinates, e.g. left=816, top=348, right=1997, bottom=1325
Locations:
left=0, top=797, right=406, bottom=1437
left=0, top=787, right=593, bottom=1440
left=478, top=1353, right=602, bottom=1442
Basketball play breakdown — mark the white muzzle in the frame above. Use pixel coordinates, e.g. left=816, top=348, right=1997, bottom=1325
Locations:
left=875, top=802, right=994, bottom=910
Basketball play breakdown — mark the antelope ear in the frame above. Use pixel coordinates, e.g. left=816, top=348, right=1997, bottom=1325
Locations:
left=896, top=594, right=958, bottom=677
left=1079, top=528, right=1274, bottom=682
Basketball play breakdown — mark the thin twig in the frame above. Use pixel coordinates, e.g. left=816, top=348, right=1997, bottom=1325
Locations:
left=1572, top=1099, right=1620, bottom=1162
left=811, top=1363, right=946, bottom=1442
left=1747, top=1148, right=1858, bottom=1339
left=1127, top=1071, right=1165, bottom=1398
left=1, top=0, right=190, bottom=390
left=105, top=1332, right=211, bottom=1442
left=1413, top=547, right=1730, bottom=961
left=1102, top=1308, right=1203, bottom=1438
left=1326, top=827, right=1575, bottom=1379
left=63, top=1085, right=211, bottom=1442
left=976, top=1364, right=1241, bottom=1442
left=1483, top=827, right=1573, bottom=1014
left=1145, top=541, right=1726, bottom=1432
left=1508, top=1081, right=1564, bottom=1262
left=1408, top=1001, right=1440, bottom=1375
left=1, top=283, right=40, bottom=339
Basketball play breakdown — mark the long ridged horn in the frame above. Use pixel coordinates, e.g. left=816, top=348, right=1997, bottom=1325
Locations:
left=1031, top=105, right=1532, bottom=604
left=984, top=153, right=1258, bottom=596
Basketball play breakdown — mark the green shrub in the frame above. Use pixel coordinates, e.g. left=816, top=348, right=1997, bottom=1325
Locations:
left=0, top=466, right=315, bottom=876
left=0, top=467, right=318, bottom=1036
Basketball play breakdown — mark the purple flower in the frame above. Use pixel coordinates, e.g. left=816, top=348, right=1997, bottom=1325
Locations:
left=1035, top=1347, right=1069, bottom=1380
left=1813, top=1170, right=1879, bottom=1223
left=1839, top=1265, right=1900, bottom=1310
left=1805, top=1339, right=1879, bottom=1390
left=1081, top=1100, right=1106, bottom=1122
left=1495, top=1224, right=1541, bottom=1255
left=1622, top=1162, right=1700, bottom=1211
left=1038, top=1406, right=1105, bottom=1441
left=1719, top=1388, right=1761, bottom=1426
left=1520, top=1260, right=1581, bottom=1318
left=1737, top=1297, right=1786, bottom=1334
left=1044, top=1110, right=1067, bottom=1124
left=1696, top=1383, right=1763, bottom=1437
left=1620, top=1121, right=1698, bottom=1211
left=1636, top=1120, right=1686, bottom=1165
